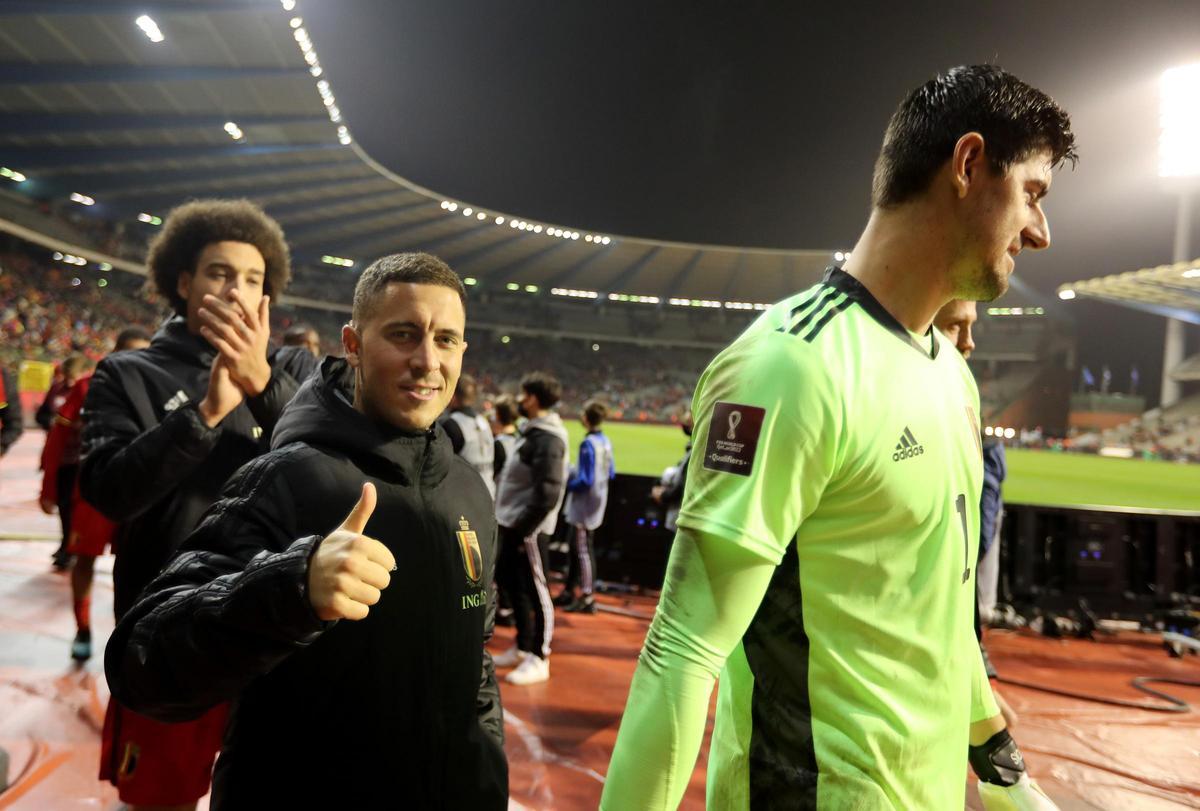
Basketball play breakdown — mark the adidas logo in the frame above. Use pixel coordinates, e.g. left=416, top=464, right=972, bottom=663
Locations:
left=163, top=390, right=189, bottom=412
left=892, top=427, right=924, bottom=462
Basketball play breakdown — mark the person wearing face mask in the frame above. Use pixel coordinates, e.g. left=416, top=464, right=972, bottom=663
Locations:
left=104, top=253, right=507, bottom=809
left=80, top=199, right=296, bottom=811
left=492, top=371, right=570, bottom=685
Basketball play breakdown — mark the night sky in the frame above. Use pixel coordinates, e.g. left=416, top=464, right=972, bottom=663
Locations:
left=305, top=0, right=1200, bottom=406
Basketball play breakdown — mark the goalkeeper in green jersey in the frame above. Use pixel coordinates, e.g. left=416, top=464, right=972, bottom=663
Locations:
left=602, top=65, right=1075, bottom=810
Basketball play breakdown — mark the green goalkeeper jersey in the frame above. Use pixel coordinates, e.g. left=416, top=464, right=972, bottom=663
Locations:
left=603, top=267, right=995, bottom=810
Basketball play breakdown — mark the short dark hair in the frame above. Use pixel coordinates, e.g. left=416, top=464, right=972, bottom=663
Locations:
left=520, top=371, right=561, bottom=409
left=454, top=373, right=478, bottom=406
left=352, top=252, right=467, bottom=325
left=872, top=65, right=1077, bottom=209
left=493, top=394, right=518, bottom=427
left=583, top=399, right=607, bottom=427
left=114, top=327, right=151, bottom=350
left=283, top=324, right=317, bottom=346
left=148, top=199, right=291, bottom=315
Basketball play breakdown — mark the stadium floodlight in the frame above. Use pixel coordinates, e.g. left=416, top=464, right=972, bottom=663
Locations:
left=1058, top=288, right=1076, bottom=300
left=69, top=192, right=95, bottom=206
left=1160, top=63, right=1200, bottom=178
left=223, top=122, right=244, bottom=140
left=280, top=0, right=296, bottom=10
left=135, top=15, right=164, bottom=43
left=0, top=167, right=25, bottom=182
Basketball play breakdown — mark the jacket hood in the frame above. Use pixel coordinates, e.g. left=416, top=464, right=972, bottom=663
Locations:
left=272, top=356, right=452, bottom=487
left=522, top=411, right=569, bottom=445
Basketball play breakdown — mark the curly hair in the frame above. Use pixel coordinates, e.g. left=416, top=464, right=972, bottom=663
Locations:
left=147, top=199, right=291, bottom=315
left=872, top=65, right=1077, bottom=209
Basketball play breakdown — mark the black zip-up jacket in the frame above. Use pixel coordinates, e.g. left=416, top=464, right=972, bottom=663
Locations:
left=80, top=316, right=297, bottom=618
left=104, top=356, right=507, bottom=810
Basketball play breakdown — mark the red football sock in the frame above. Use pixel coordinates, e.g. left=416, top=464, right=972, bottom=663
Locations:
left=73, top=595, right=91, bottom=632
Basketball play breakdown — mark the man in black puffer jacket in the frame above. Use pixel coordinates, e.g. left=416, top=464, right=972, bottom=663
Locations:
left=105, top=253, right=506, bottom=809
left=81, top=199, right=296, bottom=809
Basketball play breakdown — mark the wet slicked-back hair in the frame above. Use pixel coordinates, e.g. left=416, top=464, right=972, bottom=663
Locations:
left=872, top=65, right=1077, bottom=209
left=148, top=199, right=290, bottom=315
left=351, top=252, right=467, bottom=325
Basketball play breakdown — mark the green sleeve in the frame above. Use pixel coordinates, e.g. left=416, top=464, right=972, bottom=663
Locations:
left=600, top=528, right=777, bottom=810
left=970, top=641, right=1001, bottom=724
left=676, top=331, right=837, bottom=563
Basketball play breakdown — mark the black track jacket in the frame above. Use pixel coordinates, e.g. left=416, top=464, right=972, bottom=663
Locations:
left=80, top=316, right=298, bottom=618
left=104, top=356, right=507, bottom=810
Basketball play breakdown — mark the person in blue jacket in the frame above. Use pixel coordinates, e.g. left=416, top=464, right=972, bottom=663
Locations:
left=556, top=399, right=616, bottom=613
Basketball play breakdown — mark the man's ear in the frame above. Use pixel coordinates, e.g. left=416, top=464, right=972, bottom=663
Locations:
left=177, top=271, right=193, bottom=305
left=951, top=132, right=987, bottom=199
left=342, top=322, right=362, bottom=368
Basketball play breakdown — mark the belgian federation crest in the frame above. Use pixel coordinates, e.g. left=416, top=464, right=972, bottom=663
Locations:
left=456, top=516, right=483, bottom=587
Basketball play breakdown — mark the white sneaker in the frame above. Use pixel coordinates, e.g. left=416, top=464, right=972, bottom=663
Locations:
left=978, top=773, right=1059, bottom=811
left=491, top=647, right=526, bottom=668
left=505, top=654, right=550, bottom=685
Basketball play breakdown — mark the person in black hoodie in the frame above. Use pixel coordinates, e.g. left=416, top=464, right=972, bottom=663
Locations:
left=105, top=253, right=507, bottom=810
left=81, top=199, right=295, bottom=810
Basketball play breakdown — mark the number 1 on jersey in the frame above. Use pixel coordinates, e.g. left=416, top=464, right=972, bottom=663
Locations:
left=955, top=493, right=971, bottom=584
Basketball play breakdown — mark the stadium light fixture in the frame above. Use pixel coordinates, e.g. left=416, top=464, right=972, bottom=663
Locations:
left=1159, top=63, right=1200, bottom=178
left=495, top=217, right=504, bottom=225
left=0, top=167, right=26, bottom=182
left=505, top=283, right=519, bottom=291
left=1057, top=289, right=1076, bottom=300
left=321, top=255, right=354, bottom=268
left=464, top=277, right=477, bottom=286
left=69, top=192, right=95, bottom=206
left=135, top=15, right=165, bottom=43
left=223, top=121, right=244, bottom=141
left=137, top=212, right=163, bottom=225
left=280, top=0, right=296, bottom=10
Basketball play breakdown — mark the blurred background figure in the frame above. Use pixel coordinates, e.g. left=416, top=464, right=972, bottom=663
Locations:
left=271, top=323, right=322, bottom=383
left=39, top=353, right=91, bottom=571
left=441, top=372, right=497, bottom=497
left=556, top=399, right=615, bottom=614
left=651, top=410, right=694, bottom=533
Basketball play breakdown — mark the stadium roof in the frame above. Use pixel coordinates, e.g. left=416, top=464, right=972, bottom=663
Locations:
left=1057, top=258, right=1200, bottom=326
left=0, top=0, right=834, bottom=304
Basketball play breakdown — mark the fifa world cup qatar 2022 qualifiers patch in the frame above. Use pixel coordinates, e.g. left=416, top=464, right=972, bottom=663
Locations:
left=703, top=401, right=765, bottom=476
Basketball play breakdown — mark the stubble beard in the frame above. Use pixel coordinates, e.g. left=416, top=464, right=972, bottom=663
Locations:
left=957, top=261, right=1008, bottom=303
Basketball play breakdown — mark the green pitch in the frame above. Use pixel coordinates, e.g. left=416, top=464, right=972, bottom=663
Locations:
left=569, top=422, right=1200, bottom=512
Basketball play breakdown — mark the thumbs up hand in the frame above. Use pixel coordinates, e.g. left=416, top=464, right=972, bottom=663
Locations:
left=308, top=483, right=397, bottom=621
